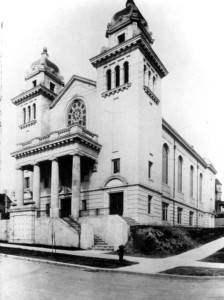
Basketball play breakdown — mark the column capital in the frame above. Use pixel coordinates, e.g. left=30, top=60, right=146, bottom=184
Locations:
left=31, top=160, right=40, bottom=166
left=16, top=165, right=23, bottom=171
left=49, top=156, right=58, bottom=162
left=70, top=149, right=83, bottom=157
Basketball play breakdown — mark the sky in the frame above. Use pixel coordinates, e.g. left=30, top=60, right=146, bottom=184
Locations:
left=1, top=0, right=224, bottom=193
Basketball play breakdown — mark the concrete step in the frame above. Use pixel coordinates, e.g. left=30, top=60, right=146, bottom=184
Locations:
left=93, top=234, right=114, bottom=251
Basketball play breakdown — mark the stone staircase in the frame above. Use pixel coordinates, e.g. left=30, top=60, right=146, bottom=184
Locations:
left=92, top=234, right=114, bottom=251
left=63, top=217, right=80, bottom=233
left=122, top=216, right=140, bottom=226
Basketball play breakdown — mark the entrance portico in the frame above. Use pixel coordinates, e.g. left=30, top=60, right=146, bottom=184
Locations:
left=12, top=124, right=101, bottom=220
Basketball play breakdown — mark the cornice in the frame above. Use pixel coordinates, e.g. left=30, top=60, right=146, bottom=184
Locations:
left=162, top=118, right=217, bottom=174
left=90, top=34, right=168, bottom=78
left=11, top=124, right=101, bottom=159
left=25, top=69, right=64, bottom=86
left=11, top=84, right=56, bottom=106
left=143, top=85, right=159, bottom=104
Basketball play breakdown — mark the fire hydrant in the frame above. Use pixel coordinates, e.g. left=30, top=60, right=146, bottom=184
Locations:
left=117, top=245, right=125, bottom=262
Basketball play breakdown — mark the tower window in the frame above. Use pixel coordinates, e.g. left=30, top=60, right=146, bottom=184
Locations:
left=106, top=69, right=112, bottom=90
left=123, top=61, right=129, bottom=84
left=68, top=99, right=86, bottom=127
left=32, top=80, right=37, bottom=87
left=23, top=108, right=26, bottom=124
left=28, top=106, right=31, bottom=122
left=33, top=103, right=36, bottom=120
left=115, top=65, right=120, bottom=87
left=50, top=82, right=55, bottom=92
left=148, top=161, right=153, bottom=179
left=118, top=33, right=125, bottom=44
left=112, top=159, right=120, bottom=174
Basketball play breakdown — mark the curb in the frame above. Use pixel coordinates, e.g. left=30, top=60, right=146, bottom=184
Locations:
left=1, top=253, right=224, bottom=280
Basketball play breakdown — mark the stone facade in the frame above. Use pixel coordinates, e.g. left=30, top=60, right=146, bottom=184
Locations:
left=5, top=0, right=217, bottom=248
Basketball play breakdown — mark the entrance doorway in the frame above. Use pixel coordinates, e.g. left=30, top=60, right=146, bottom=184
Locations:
left=109, top=192, right=123, bottom=216
left=60, top=198, right=71, bottom=218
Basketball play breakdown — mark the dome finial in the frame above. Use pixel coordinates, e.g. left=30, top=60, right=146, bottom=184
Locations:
left=42, top=47, right=49, bottom=57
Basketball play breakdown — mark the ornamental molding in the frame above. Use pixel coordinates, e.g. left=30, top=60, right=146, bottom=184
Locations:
left=143, top=85, right=160, bottom=104
left=101, top=82, right=132, bottom=98
left=11, top=124, right=101, bottom=159
left=90, top=34, right=168, bottom=78
left=19, top=120, right=37, bottom=130
left=11, top=84, right=56, bottom=106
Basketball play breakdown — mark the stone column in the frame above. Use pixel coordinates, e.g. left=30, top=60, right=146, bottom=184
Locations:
left=50, top=158, right=60, bottom=217
left=112, top=71, right=116, bottom=89
left=16, top=167, right=24, bottom=206
left=33, top=163, right=40, bottom=209
left=121, top=67, right=124, bottom=85
left=71, top=154, right=81, bottom=219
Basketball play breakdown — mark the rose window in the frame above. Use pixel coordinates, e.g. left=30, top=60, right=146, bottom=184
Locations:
left=68, top=100, right=86, bottom=127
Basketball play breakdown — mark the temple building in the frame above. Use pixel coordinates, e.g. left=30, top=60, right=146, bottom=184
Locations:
left=0, top=0, right=217, bottom=249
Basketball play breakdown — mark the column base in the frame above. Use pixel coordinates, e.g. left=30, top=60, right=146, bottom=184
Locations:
left=50, top=208, right=60, bottom=218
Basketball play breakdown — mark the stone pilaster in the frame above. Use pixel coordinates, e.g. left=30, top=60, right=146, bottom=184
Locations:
left=71, top=154, right=81, bottom=219
left=16, top=167, right=24, bottom=206
left=50, top=158, right=60, bottom=217
left=33, top=163, right=40, bottom=209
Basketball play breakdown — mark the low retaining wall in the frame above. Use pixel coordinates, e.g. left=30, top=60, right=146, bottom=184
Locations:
left=80, top=215, right=130, bottom=250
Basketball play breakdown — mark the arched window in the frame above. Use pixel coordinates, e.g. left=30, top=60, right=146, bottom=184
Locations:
left=28, top=106, right=31, bottom=122
left=190, top=165, right=194, bottom=198
left=153, top=76, right=156, bottom=92
left=123, top=61, right=129, bottom=84
left=115, top=65, right=120, bottom=87
left=68, top=99, right=86, bottom=127
left=199, top=173, right=203, bottom=202
left=33, top=103, right=36, bottom=120
left=106, top=69, right=111, bottom=91
left=148, top=71, right=151, bottom=87
left=178, top=156, right=183, bottom=192
left=23, top=108, right=26, bottom=124
left=162, top=144, right=169, bottom=184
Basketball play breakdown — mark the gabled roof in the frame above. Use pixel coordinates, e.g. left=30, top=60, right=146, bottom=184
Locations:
left=50, top=74, right=96, bottom=109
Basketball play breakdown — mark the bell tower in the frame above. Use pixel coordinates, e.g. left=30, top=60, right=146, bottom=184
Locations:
left=90, top=0, right=168, bottom=191
left=11, top=48, right=64, bottom=145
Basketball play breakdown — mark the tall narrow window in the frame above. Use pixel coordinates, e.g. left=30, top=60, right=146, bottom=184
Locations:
left=118, top=33, right=125, bottom=44
left=28, top=106, right=31, bottom=122
left=50, top=82, right=55, bottom=92
left=177, top=207, right=183, bottom=224
left=162, top=144, right=169, bottom=184
left=177, top=156, right=183, bottom=192
left=33, top=103, right=36, bottom=120
left=148, top=195, right=152, bottom=214
left=106, top=69, right=111, bottom=91
left=148, top=161, right=153, bottom=179
left=162, top=202, right=169, bottom=221
left=148, top=71, right=151, bottom=88
left=23, top=108, right=26, bottom=124
left=115, top=65, right=120, bottom=87
left=199, top=173, right=203, bottom=202
left=189, top=211, right=194, bottom=226
left=153, top=76, right=156, bottom=92
left=190, top=165, right=194, bottom=198
left=68, top=99, right=86, bottom=127
left=123, top=61, right=129, bottom=84
left=112, top=158, right=120, bottom=174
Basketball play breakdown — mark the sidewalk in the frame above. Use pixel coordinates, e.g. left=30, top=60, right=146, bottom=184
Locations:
left=1, top=238, right=224, bottom=275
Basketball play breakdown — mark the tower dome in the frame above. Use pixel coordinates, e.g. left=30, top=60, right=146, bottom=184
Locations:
left=29, top=47, right=61, bottom=78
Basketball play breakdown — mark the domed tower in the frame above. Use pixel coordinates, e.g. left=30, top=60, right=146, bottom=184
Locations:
left=12, top=48, right=64, bottom=144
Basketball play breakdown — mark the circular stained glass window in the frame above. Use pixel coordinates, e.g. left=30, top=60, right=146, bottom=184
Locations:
left=68, top=100, right=86, bottom=127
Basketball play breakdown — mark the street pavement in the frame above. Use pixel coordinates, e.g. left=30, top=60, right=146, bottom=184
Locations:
left=0, top=256, right=224, bottom=300
left=1, top=237, right=224, bottom=275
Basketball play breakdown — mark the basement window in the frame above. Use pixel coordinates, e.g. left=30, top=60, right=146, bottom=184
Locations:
left=118, top=33, right=125, bottom=44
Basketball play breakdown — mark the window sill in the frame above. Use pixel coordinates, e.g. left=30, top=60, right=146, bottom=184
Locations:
left=143, top=85, right=160, bottom=104
left=20, top=120, right=37, bottom=129
left=102, top=82, right=132, bottom=98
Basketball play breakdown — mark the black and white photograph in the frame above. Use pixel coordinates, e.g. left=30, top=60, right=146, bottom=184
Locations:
left=1, top=0, right=224, bottom=299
